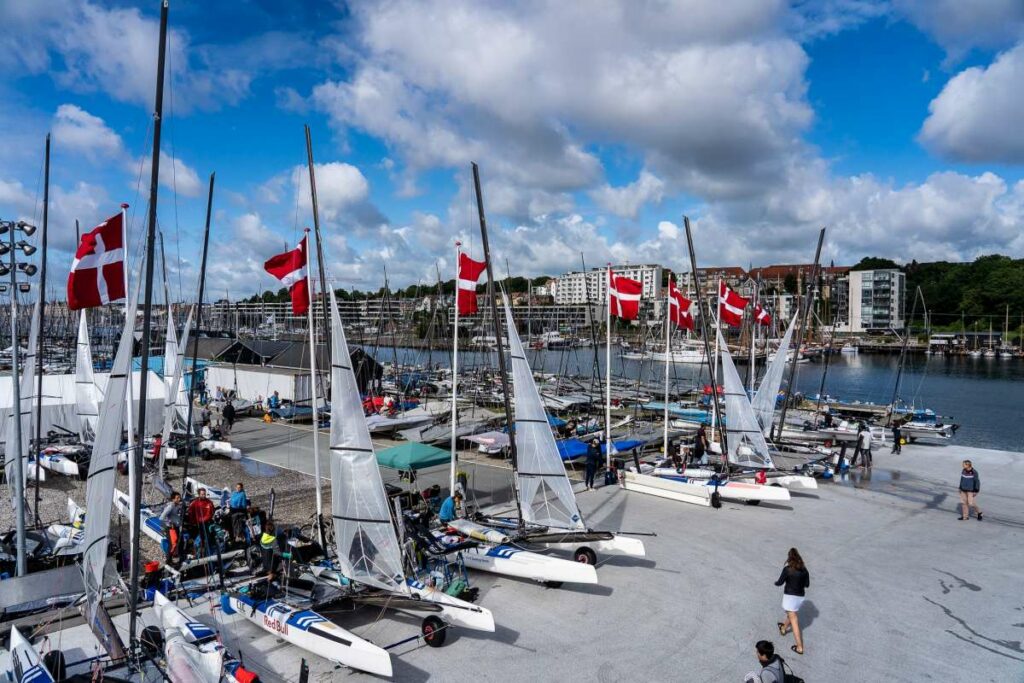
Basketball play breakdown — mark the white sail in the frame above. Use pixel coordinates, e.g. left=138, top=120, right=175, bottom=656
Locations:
left=75, top=311, right=101, bottom=444
left=82, top=280, right=139, bottom=627
left=751, top=313, right=797, bottom=434
left=503, top=293, right=584, bottom=530
left=4, top=298, right=40, bottom=494
left=327, top=289, right=405, bottom=593
left=718, top=328, right=774, bottom=469
left=158, top=307, right=193, bottom=472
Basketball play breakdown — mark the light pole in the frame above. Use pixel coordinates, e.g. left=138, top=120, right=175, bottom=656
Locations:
left=0, top=219, right=38, bottom=576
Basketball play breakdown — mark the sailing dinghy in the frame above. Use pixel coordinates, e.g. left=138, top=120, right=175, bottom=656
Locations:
left=153, top=590, right=252, bottom=683
left=6, top=626, right=55, bottom=683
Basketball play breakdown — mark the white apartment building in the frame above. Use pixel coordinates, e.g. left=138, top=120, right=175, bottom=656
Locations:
left=553, top=264, right=663, bottom=305
left=848, top=269, right=905, bottom=332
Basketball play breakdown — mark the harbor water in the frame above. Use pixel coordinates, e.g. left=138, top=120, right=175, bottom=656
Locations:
left=392, top=345, right=1024, bottom=452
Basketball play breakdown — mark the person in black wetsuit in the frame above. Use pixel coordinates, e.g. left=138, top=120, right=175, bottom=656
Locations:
left=775, top=547, right=810, bottom=656
left=693, top=425, right=708, bottom=465
left=584, top=438, right=601, bottom=490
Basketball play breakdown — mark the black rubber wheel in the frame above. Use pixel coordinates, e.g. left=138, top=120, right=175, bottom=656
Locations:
left=543, top=581, right=564, bottom=589
left=200, top=449, right=213, bottom=461
left=574, top=547, right=597, bottom=565
left=745, top=499, right=762, bottom=506
left=711, top=491, right=722, bottom=509
left=42, top=650, right=66, bottom=680
left=140, top=625, right=164, bottom=656
left=421, top=615, right=447, bottom=647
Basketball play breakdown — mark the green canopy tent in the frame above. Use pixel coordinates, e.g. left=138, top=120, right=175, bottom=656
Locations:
left=376, top=442, right=451, bottom=471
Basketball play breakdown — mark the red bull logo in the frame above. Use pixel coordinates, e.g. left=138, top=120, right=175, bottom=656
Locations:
left=263, top=615, right=289, bottom=635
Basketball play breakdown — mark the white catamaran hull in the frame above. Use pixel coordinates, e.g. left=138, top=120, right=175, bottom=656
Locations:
left=446, top=538, right=598, bottom=585
left=222, top=593, right=392, bottom=677
left=537, top=531, right=646, bottom=558
left=620, top=470, right=711, bottom=506
left=671, top=468, right=818, bottom=491
left=37, top=452, right=80, bottom=477
left=652, top=471, right=791, bottom=502
left=8, top=626, right=55, bottom=683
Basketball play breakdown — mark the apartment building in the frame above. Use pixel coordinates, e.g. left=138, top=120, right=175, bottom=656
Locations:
left=553, top=264, right=664, bottom=305
left=848, top=269, right=905, bottom=332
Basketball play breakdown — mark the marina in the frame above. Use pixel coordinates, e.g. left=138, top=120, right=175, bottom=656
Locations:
left=1, top=2, right=1022, bottom=682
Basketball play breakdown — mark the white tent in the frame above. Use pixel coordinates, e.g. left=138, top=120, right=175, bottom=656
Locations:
left=0, top=370, right=166, bottom=451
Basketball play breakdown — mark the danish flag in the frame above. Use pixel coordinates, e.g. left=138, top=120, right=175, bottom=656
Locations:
left=754, top=304, right=772, bottom=326
left=457, top=251, right=486, bottom=315
left=264, top=236, right=310, bottom=315
left=668, top=278, right=694, bottom=330
left=67, top=209, right=127, bottom=310
left=609, top=269, right=642, bottom=320
left=718, top=281, right=749, bottom=327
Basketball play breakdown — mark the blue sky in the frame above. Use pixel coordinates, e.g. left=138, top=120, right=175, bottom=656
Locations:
left=1, top=0, right=1022, bottom=300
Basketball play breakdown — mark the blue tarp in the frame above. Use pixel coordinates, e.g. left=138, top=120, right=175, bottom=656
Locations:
left=556, top=438, right=646, bottom=461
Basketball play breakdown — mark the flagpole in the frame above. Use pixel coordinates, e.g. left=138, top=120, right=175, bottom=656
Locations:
left=304, top=229, right=326, bottom=544
left=605, top=264, right=612, bottom=472
left=449, top=242, right=461, bottom=496
left=662, top=273, right=671, bottom=462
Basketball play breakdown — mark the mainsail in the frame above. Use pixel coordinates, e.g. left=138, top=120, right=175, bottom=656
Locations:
left=75, top=311, right=101, bottom=444
left=327, top=289, right=405, bottom=592
left=503, top=293, right=584, bottom=530
left=82, top=280, right=139, bottom=626
left=718, top=328, right=774, bottom=469
left=4, top=297, right=40, bottom=494
left=751, top=313, right=797, bottom=435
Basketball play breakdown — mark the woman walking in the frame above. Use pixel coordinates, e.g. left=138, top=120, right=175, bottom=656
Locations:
left=775, top=547, right=809, bottom=655
left=958, top=460, right=982, bottom=520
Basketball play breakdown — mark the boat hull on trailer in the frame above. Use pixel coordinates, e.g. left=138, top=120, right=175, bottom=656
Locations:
left=222, top=592, right=392, bottom=678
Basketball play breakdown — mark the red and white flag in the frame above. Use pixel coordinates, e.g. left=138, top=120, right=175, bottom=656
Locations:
left=609, top=269, right=642, bottom=320
left=668, top=278, right=694, bottom=330
left=264, top=236, right=310, bottom=315
left=68, top=210, right=127, bottom=310
left=753, top=304, right=772, bottom=326
left=718, top=281, right=748, bottom=327
left=457, top=252, right=486, bottom=315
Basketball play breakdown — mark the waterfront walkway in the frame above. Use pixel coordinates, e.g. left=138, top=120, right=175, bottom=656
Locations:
left=225, top=421, right=1023, bottom=681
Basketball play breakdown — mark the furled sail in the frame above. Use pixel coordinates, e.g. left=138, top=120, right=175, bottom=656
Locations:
left=82, top=280, right=139, bottom=627
left=328, top=289, right=405, bottom=592
left=718, top=328, right=774, bottom=469
left=751, top=313, right=797, bottom=435
left=504, top=293, right=584, bottom=530
left=158, top=307, right=193, bottom=472
left=75, top=311, right=101, bottom=444
left=4, top=297, right=40, bottom=496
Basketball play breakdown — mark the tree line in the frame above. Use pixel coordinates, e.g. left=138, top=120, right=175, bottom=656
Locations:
left=241, top=275, right=553, bottom=305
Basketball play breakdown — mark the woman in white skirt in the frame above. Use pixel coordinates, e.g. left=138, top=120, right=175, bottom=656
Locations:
left=775, top=547, right=809, bottom=655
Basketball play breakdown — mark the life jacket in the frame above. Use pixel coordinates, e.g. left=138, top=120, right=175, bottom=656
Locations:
left=260, top=532, right=276, bottom=550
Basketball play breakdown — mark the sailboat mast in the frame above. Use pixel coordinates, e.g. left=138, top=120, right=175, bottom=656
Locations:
left=449, top=242, right=462, bottom=495
left=180, top=172, right=214, bottom=502
left=683, top=216, right=728, bottom=458
left=662, top=272, right=671, bottom=461
left=304, top=125, right=331, bottom=349
left=774, top=227, right=825, bottom=441
left=32, top=132, right=50, bottom=523
left=605, top=264, right=612, bottom=470
left=128, top=0, right=169, bottom=647
left=887, top=286, right=922, bottom=426
left=471, top=163, right=522, bottom=519
left=747, top=274, right=759, bottom=394
left=303, top=228, right=326, bottom=547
